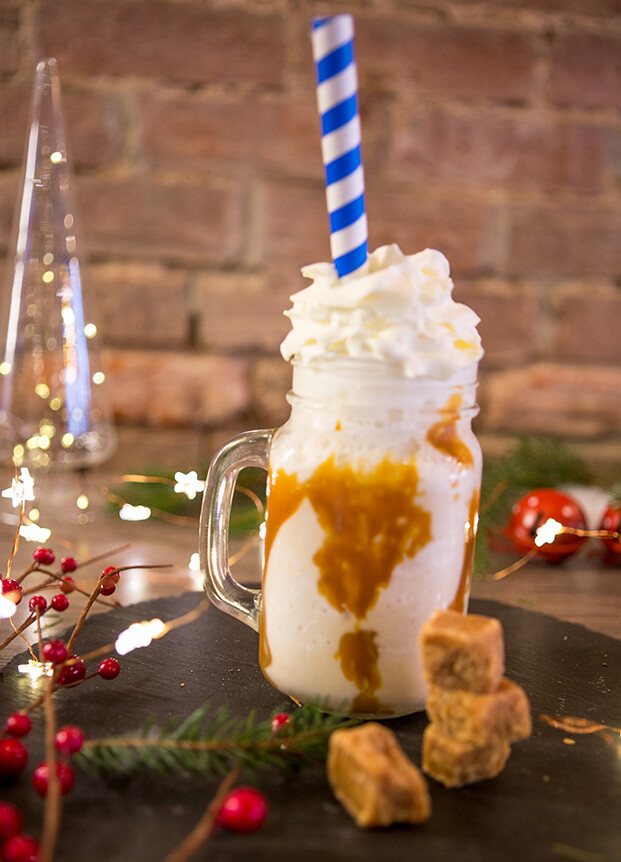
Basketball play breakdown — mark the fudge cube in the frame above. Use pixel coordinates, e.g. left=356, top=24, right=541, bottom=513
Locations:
left=422, top=722, right=510, bottom=788
left=426, top=678, right=532, bottom=746
left=327, top=722, right=431, bottom=828
left=420, top=609, right=504, bottom=693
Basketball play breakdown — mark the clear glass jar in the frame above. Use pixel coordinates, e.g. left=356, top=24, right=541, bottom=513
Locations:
left=201, top=358, right=482, bottom=717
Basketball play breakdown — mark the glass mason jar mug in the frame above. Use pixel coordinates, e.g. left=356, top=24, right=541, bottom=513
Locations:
left=200, top=358, right=482, bottom=718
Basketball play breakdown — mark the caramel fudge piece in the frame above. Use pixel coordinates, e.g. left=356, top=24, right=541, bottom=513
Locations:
left=426, top=678, right=532, bottom=747
left=327, top=722, right=431, bottom=828
left=422, top=722, right=510, bottom=788
left=420, top=609, right=504, bottom=693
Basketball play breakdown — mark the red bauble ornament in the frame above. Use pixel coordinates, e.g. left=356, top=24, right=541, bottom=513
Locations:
left=0, top=739, right=28, bottom=776
left=32, top=761, right=74, bottom=797
left=507, top=488, right=588, bottom=563
left=599, top=502, right=621, bottom=560
left=60, top=557, right=77, bottom=573
left=99, top=579, right=116, bottom=596
left=217, top=786, right=268, bottom=833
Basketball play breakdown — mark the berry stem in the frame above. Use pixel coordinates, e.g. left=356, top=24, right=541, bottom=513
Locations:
left=66, top=577, right=109, bottom=654
left=0, top=614, right=36, bottom=651
left=40, top=671, right=62, bottom=862
left=161, top=766, right=240, bottom=862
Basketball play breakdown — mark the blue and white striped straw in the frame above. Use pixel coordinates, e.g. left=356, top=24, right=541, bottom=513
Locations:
left=311, top=15, right=368, bottom=279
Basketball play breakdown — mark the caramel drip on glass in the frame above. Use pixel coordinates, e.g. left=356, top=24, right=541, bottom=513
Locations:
left=260, top=454, right=432, bottom=712
left=336, top=629, right=382, bottom=714
left=449, top=488, right=480, bottom=613
left=426, top=392, right=474, bottom=469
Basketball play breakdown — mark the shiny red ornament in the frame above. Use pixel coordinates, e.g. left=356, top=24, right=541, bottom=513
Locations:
left=98, top=658, right=120, bottom=680
left=28, top=595, right=47, bottom=614
left=60, top=557, right=77, bottom=573
left=0, top=802, right=22, bottom=840
left=0, top=739, right=28, bottom=776
left=217, top=786, right=268, bottom=833
left=55, top=725, right=85, bottom=756
left=599, top=502, right=621, bottom=560
left=42, top=639, right=68, bottom=665
left=5, top=714, right=31, bottom=738
left=59, top=576, right=76, bottom=594
left=51, top=594, right=69, bottom=612
left=57, top=656, right=86, bottom=687
left=506, top=488, right=588, bottom=563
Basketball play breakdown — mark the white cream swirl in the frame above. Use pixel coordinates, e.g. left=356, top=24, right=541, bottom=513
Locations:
left=280, top=244, right=483, bottom=379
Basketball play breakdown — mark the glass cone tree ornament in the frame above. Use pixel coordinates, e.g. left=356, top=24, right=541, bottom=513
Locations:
left=0, top=58, right=116, bottom=475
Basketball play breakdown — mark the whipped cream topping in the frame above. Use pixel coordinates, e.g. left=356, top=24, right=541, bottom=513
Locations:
left=280, top=244, right=483, bottom=380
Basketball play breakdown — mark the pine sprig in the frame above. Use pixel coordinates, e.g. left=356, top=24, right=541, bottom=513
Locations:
left=74, top=702, right=358, bottom=780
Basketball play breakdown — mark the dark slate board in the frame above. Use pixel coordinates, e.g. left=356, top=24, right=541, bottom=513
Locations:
left=1, top=594, right=620, bottom=862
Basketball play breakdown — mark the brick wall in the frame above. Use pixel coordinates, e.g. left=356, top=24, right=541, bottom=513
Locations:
left=1, top=0, right=620, bottom=470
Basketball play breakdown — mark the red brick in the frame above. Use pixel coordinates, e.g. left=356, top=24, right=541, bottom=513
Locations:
left=0, top=84, right=123, bottom=169
left=91, top=263, right=188, bottom=349
left=482, top=363, right=621, bottom=437
left=139, top=91, right=322, bottom=178
left=104, top=349, right=249, bottom=426
left=548, top=34, right=621, bottom=110
left=79, top=176, right=243, bottom=265
left=552, top=283, right=621, bottom=365
left=353, top=20, right=537, bottom=101
left=0, top=7, right=19, bottom=75
left=367, top=185, right=488, bottom=276
left=502, top=204, right=621, bottom=278
left=456, top=280, right=540, bottom=369
left=388, top=106, right=608, bottom=195
left=193, top=272, right=289, bottom=354
left=37, top=1, right=285, bottom=86
left=256, top=180, right=332, bottom=282
left=250, top=357, right=292, bottom=428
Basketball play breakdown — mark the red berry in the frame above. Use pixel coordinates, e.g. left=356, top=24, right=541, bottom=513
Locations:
left=270, top=712, right=290, bottom=733
left=5, top=713, right=32, bottom=738
left=217, top=786, right=268, bottom=833
left=57, top=656, right=86, bottom=687
left=60, top=557, right=77, bottom=573
left=0, top=738, right=28, bottom=776
left=506, top=489, right=588, bottom=563
left=50, top=594, right=69, bottom=612
left=32, top=761, right=74, bottom=797
left=98, top=658, right=120, bottom=680
left=99, top=578, right=116, bottom=596
left=33, top=547, right=55, bottom=566
left=1, top=833, right=40, bottom=862
left=101, top=566, right=120, bottom=583
left=41, top=639, right=68, bottom=665
left=54, top=725, right=84, bottom=756
left=28, top=595, right=47, bottom=614
left=0, top=802, right=22, bottom=839
left=1, top=579, right=22, bottom=605
left=59, top=576, right=75, bottom=594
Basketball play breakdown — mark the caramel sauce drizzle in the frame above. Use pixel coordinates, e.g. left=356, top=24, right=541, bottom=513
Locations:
left=426, top=392, right=474, bottom=469
left=449, top=488, right=480, bottom=613
left=260, top=454, right=432, bottom=712
left=540, top=714, right=621, bottom=752
left=336, top=629, right=382, bottom=714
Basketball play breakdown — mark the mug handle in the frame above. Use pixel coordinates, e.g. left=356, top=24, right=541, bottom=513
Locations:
left=199, top=429, right=273, bottom=632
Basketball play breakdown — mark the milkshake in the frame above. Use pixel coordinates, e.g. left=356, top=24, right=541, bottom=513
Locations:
left=259, top=244, right=483, bottom=716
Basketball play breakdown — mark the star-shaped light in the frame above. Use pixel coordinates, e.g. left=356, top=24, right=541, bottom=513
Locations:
left=173, top=470, right=205, bottom=501
left=534, top=518, right=564, bottom=547
left=2, top=468, right=35, bottom=508
left=19, top=523, right=52, bottom=543
left=0, top=594, right=17, bottom=619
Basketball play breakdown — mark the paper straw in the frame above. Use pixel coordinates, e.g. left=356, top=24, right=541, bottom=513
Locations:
left=311, top=15, right=368, bottom=278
